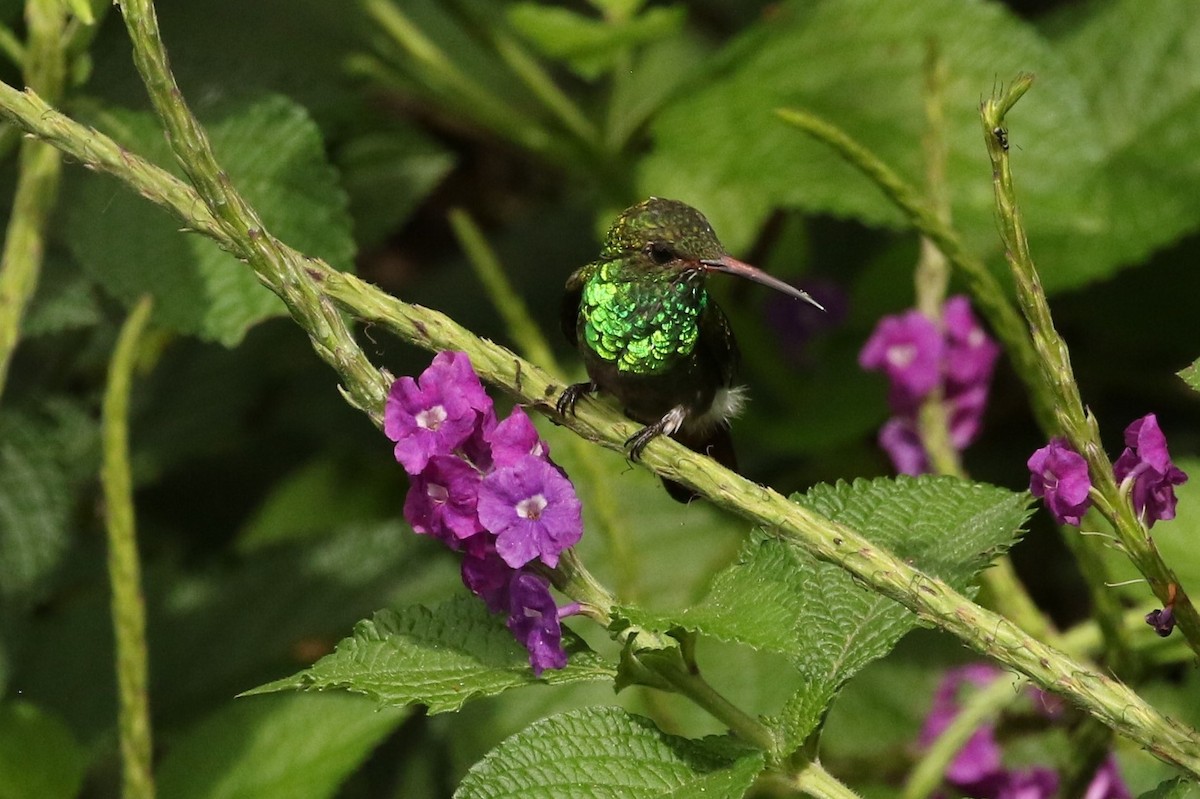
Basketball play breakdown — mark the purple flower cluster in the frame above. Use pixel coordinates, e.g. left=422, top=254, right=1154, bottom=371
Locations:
left=1027, top=414, right=1187, bottom=530
left=385, top=352, right=583, bottom=675
left=919, top=665, right=1131, bottom=799
left=860, top=296, right=999, bottom=474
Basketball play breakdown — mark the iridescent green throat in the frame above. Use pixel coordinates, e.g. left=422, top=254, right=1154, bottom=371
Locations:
left=580, top=260, right=708, bottom=375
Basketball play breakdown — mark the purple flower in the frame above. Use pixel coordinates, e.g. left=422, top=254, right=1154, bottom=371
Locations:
left=879, top=417, right=929, bottom=476
left=943, top=296, right=1001, bottom=391
left=506, top=572, right=570, bottom=676
left=385, top=351, right=493, bottom=474
left=1028, top=438, right=1092, bottom=526
left=1084, top=757, right=1132, bottom=799
left=919, top=664, right=1005, bottom=787
left=487, top=406, right=551, bottom=467
left=479, top=456, right=583, bottom=569
left=1113, top=414, right=1188, bottom=527
left=1145, top=606, right=1176, bottom=637
left=859, top=309, right=943, bottom=413
left=460, top=537, right=513, bottom=613
left=996, top=768, right=1059, bottom=799
left=404, top=455, right=484, bottom=543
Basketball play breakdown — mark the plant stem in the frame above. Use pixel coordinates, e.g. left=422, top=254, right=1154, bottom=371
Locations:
left=1, top=70, right=1198, bottom=777
left=787, top=760, right=867, bottom=799
left=0, top=0, right=65, bottom=400
left=979, top=75, right=1200, bottom=661
left=653, top=658, right=778, bottom=753
left=102, top=295, right=156, bottom=799
left=774, top=107, right=1055, bottom=434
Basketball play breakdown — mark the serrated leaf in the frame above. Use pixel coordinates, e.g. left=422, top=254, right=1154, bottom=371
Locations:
left=1179, top=360, right=1200, bottom=394
left=156, top=693, right=406, bottom=799
left=1140, top=778, right=1199, bottom=799
left=0, top=412, right=73, bottom=606
left=65, top=95, right=354, bottom=346
left=507, top=4, right=685, bottom=79
left=0, top=701, right=86, bottom=799
left=454, top=707, right=764, bottom=799
left=249, top=598, right=614, bottom=713
left=639, top=0, right=1112, bottom=291
left=622, top=476, right=1028, bottom=751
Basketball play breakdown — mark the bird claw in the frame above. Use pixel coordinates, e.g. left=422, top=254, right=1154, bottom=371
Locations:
left=556, top=381, right=595, bottom=417
left=624, top=425, right=661, bottom=461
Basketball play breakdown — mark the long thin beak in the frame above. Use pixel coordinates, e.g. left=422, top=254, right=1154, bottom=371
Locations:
left=699, top=255, right=825, bottom=311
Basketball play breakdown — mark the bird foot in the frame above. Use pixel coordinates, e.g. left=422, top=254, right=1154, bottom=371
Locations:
left=624, top=406, right=686, bottom=461
left=556, top=381, right=596, bottom=417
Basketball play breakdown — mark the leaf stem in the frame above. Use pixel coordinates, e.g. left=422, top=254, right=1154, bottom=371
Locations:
left=786, top=759, right=867, bottom=799
left=653, top=658, right=778, bottom=753
left=980, top=76, right=1200, bottom=661
left=102, top=295, right=157, bottom=799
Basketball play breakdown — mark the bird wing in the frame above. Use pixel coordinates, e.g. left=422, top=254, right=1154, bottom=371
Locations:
left=698, top=299, right=739, bottom=386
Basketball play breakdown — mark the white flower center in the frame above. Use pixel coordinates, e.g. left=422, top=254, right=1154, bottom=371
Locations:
left=416, top=405, right=447, bottom=431
left=516, top=493, right=548, bottom=521
left=968, top=329, right=985, bottom=348
left=426, top=483, right=448, bottom=503
left=531, top=442, right=544, bottom=457
left=886, top=343, right=916, bottom=369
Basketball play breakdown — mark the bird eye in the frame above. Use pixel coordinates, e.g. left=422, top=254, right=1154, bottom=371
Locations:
left=644, top=242, right=674, bottom=265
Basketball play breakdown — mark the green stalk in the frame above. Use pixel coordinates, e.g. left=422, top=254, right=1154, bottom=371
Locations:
left=785, top=760, right=867, bottom=799
left=114, top=0, right=389, bottom=422
left=102, top=295, right=156, bottom=799
left=0, top=66, right=1198, bottom=775
left=903, top=674, right=1022, bottom=799
left=0, top=0, right=65, bottom=400
left=979, top=75, right=1200, bottom=660
left=774, top=107, right=1054, bottom=433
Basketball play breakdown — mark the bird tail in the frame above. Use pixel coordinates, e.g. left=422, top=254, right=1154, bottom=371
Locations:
left=661, top=425, right=738, bottom=503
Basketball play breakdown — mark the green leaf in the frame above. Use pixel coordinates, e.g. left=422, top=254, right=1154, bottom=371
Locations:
left=337, top=125, right=455, bottom=250
left=248, top=598, right=614, bottom=713
left=1179, top=359, right=1200, bottom=394
left=622, top=476, right=1028, bottom=751
left=507, top=4, right=685, bottom=79
left=1139, top=778, right=1199, bottom=799
left=65, top=95, right=354, bottom=346
left=639, top=0, right=1109, bottom=289
left=454, top=706, right=764, bottom=799
left=157, top=693, right=406, bottom=799
left=0, top=411, right=73, bottom=606
left=1053, top=2, right=1200, bottom=291
left=0, top=701, right=86, bottom=799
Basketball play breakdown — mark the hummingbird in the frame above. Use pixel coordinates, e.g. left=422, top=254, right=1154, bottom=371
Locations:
left=556, top=197, right=824, bottom=502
